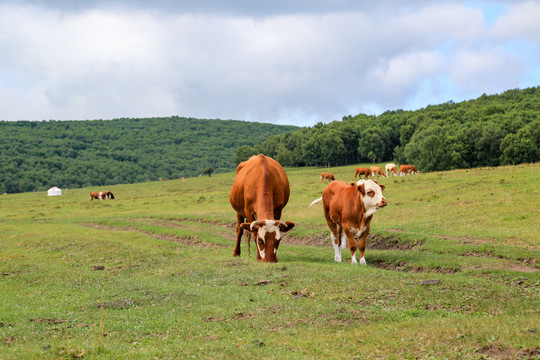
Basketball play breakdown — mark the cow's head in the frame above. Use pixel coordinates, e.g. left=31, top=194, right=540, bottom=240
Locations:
left=240, top=220, right=295, bottom=262
left=355, top=179, right=387, bottom=217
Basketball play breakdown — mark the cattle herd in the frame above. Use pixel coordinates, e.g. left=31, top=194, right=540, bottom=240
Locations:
left=89, top=155, right=418, bottom=266
left=230, top=154, right=419, bottom=265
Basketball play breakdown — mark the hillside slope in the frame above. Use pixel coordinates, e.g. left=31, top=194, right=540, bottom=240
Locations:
left=0, top=117, right=298, bottom=193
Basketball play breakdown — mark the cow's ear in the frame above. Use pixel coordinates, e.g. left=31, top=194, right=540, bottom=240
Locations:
left=357, top=184, right=365, bottom=196
left=240, top=223, right=253, bottom=231
left=379, top=184, right=385, bottom=191
left=279, top=221, right=295, bottom=233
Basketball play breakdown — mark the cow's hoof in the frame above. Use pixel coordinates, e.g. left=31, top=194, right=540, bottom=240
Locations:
left=334, top=257, right=342, bottom=263
left=359, top=257, right=367, bottom=266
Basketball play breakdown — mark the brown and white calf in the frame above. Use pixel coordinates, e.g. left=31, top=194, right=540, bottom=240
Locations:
left=310, top=179, right=387, bottom=265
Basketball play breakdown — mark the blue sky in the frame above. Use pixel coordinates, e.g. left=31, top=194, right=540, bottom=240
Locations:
left=0, top=0, right=538, bottom=126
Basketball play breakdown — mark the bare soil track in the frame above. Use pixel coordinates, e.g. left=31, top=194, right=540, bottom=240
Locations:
left=79, top=218, right=539, bottom=273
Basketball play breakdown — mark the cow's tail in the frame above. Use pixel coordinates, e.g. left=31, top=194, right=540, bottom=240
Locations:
left=310, top=196, right=323, bottom=207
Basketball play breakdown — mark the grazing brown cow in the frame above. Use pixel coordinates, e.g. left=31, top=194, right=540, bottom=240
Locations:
left=230, top=154, right=295, bottom=262
left=320, top=172, right=335, bottom=182
left=385, top=163, right=398, bottom=176
left=399, top=164, right=419, bottom=175
left=90, top=191, right=115, bottom=200
left=369, top=166, right=386, bottom=177
left=310, top=179, right=387, bottom=265
left=354, top=167, right=371, bottom=179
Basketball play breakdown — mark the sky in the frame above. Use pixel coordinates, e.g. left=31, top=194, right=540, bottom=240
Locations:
left=0, top=0, right=539, bottom=126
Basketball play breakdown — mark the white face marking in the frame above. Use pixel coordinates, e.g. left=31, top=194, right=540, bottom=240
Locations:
left=356, top=179, right=385, bottom=218
left=254, top=220, right=283, bottom=260
left=257, top=220, right=281, bottom=240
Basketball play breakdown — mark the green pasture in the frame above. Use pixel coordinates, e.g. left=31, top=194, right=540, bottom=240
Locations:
left=0, top=163, right=539, bottom=359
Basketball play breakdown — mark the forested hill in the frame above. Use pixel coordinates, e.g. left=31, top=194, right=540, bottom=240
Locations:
left=2, top=87, right=539, bottom=194
left=0, top=117, right=298, bottom=194
left=236, top=87, right=539, bottom=171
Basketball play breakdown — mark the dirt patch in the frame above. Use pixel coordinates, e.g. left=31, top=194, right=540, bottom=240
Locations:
left=475, top=343, right=539, bottom=360
left=2, top=337, right=16, bottom=347
left=97, top=299, right=135, bottom=310
left=29, top=318, right=66, bottom=325
left=367, top=234, right=422, bottom=250
left=369, top=260, right=459, bottom=273
left=287, top=234, right=328, bottom=247
left=285, top=233, right=422, bottom=250
left=130, top=218, right=239, bottom=243
left=79, top=223, right=227, bottom=248
left=465, top=261, right=539, bottom=273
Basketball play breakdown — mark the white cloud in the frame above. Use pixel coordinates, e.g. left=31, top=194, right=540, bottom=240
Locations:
left=0, top=1, right=538, bottom=125
left=450, top=47, right=524, bottom=93
left=491, top=1, right=540, bottom=43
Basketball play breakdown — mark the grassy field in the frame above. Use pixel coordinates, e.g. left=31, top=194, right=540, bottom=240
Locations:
left=1, top=162, right=539, bottom=359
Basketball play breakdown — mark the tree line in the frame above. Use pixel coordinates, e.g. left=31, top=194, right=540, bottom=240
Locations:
left=2, top=87, right=538, bottom=195
left=0, top=117, right=297, bottom=194
left=235, top=87, right=539, bottom=171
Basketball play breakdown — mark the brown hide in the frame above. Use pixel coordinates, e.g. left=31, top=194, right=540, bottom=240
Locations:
left=354, top=167, right=370, bottom=179
left=322, top=180, right=386, bottom=264
left=369, top=166, right=386, bottom=177
left=320, top=172, right=335, bottom=182
left=399, top=164, right=419, bottom=174
left=230, top=154, right=294, bottom=262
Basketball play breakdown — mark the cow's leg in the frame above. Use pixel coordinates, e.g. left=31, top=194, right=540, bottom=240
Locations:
left=233, top=214, right=244, bottom=257
left=331, top=233, right=341, bottom=262
left=343, top=228, right=358, bottom=264
left=357, top=228, right=370, bottom=266
left=324, top=214, right=342, bottom=262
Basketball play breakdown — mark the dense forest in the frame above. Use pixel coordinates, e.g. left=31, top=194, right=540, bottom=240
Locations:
left=235, top=87, right=539, bottom=170
left=0, top=117, right=297, bottom=194
left=2, top=87, right=539, bottom=194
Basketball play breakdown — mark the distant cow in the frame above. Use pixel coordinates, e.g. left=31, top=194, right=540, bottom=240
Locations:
left=385, top=163, right=398, bottom=176
left=320, top=173, right=335, bottom=182
left=310, top=179, right=387, bottom=265
left=354, top=167, right=371, bottom=179
left=230, top=154, right=295, bottom=263
left=369, top=166, right=386, bottom=177
left=399, top=164, right=419, bottom=175
left=90, top=191, right=114, bottom=201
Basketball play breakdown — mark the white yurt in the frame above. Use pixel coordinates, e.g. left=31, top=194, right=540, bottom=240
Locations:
left=47, top=187, right=62, bottom=196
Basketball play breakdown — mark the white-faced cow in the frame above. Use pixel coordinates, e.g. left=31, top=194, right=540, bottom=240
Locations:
left=385, top=163, right=398, bottom=176
left=230, top=154, right=295, bottom=262
left=310, top=179, right=387, bottom=265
